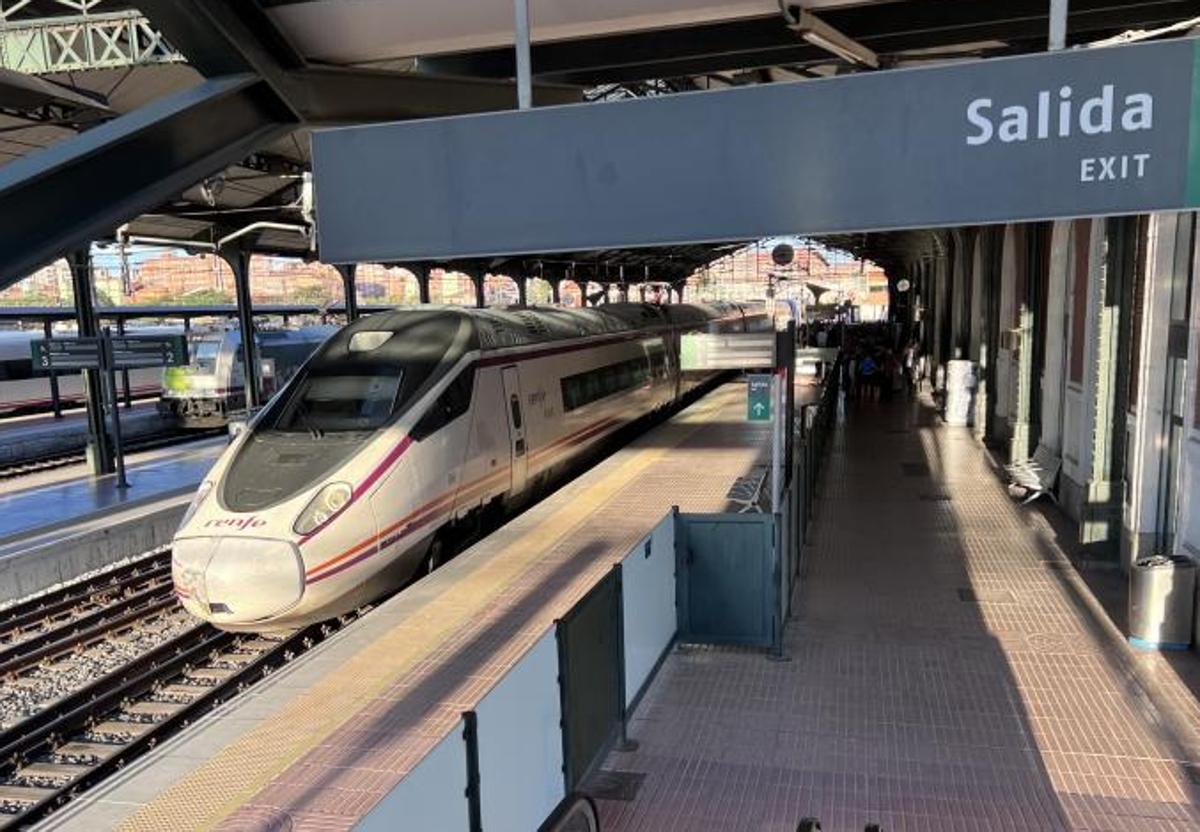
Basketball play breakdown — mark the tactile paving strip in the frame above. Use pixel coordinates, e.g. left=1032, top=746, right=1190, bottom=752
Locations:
left=118, top=384, right=773, bottom=832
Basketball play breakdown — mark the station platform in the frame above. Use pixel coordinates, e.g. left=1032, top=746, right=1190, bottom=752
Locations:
left=0, top=439, right=222, bottom=543
left=0, top=439, right=224, bottom=604
left=0, top=401, right=175, bottom=469
left=0, top=399, right=157, bottom=436
left=49, top=380, right=783, bottom=831
left=594, top=396, right=1200, bottom=831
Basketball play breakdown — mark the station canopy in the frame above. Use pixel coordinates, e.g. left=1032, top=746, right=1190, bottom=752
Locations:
left=0, top=0, right=1196, bottom=286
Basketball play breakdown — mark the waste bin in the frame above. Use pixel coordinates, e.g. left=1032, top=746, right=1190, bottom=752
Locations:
left=1128, top=555, right=1195, bottom=650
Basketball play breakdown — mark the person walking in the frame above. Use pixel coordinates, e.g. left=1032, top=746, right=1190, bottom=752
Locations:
left=858, top=352, right=878, bottom=399
left=902, top=342, right=916, bottom=396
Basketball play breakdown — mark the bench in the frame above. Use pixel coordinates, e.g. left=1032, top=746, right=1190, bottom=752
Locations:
left=727, top=465, right=769, bottom=513
left=1006, top=444, right=1060, bottom=505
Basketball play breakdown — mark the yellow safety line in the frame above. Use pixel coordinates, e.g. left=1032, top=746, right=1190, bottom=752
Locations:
left=119, top=388, right=735, bottom=832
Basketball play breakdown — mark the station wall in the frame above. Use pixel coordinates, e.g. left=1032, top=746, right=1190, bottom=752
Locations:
left=913, top=209, right=1199, bottom=570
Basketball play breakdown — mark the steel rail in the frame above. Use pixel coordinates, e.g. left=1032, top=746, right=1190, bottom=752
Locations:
left=0, top=555, right=171, bottom=638
left=0, top=587, right=177, bottom=677
left=0, top=615, right=354, bottom=827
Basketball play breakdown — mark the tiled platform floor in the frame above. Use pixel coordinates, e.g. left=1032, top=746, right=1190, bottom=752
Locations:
left=0, top=438, right=221, bottom=540
left=597, top=395, right=1200, bottom=832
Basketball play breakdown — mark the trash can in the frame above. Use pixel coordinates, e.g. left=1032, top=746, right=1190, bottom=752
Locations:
left=1128, top=555, right=1195, bottom=650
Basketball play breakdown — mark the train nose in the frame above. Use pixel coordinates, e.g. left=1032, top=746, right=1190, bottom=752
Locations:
left=174, top=537, right=304, bottom=623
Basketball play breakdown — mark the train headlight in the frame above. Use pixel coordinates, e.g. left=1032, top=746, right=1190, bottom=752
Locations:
left=180, top=480, right=214, bottom=528
left=293, top=482, right=353, bottom=536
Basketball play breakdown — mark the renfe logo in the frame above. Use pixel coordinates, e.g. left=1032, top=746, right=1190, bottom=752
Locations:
left=205, top=516, right=267, bottom=530
left=966, top=85, right=1155, bottom=183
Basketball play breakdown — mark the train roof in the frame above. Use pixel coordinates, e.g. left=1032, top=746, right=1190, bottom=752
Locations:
left=193, top=325, right=337, bottom=344
left=357, top=301, right=758, bottom=351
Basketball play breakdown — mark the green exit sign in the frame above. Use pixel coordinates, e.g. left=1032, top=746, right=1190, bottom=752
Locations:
left=747, top=374, right=772, bottom=422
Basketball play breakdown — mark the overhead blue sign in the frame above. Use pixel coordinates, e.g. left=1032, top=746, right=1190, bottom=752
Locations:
left=312, top=38, right=1200, bottom=263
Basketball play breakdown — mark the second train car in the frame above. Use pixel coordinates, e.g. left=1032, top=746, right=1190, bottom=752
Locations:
left=160, top=326, right=336, bottom=428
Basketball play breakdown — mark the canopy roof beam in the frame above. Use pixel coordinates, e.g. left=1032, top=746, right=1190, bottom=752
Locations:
left=0, top=0, right=580, bottom=286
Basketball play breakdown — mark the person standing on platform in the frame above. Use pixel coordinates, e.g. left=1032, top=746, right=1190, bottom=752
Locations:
left=902, top=341, right=917, bottom=396
left=857, top=352, right=878, bottom=399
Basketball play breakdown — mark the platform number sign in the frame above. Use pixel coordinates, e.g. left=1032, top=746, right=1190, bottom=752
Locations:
left=32, top=335, right=187, bottom=371
left=32, top=337, right=101, bottom=371
left=747, top=375, right=772, bottom=422
left=108, top=335, right=188, bottom=369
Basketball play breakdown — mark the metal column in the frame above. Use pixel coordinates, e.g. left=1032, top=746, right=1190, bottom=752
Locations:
left=336, top=262, right=359, bottom=321
left=517, top=276, right=528, bottom=306
left=116, top=317, right=132, bottom=408
left=223, top=247, right=262, bottom=411
left=68, top=248, right=113, bottom=475
left=43, top=319, right=62, bottom=419
left=417, top=263, right=432, bottom=304
left=474, top=271, right=486, bottom=308
left=101, top=328, right=129, bottom=489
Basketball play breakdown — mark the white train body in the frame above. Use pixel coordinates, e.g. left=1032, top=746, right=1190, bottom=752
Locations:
left=160, top=326, right=336, bottom=427
left=0, top=329, right=172, bottom=415
left=173, top=303, right=766, bottom=631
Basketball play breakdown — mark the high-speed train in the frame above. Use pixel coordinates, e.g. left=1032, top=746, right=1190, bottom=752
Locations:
left=160, top=326, right=336, bottom=428
left=172, top=302, right=767, bottom=631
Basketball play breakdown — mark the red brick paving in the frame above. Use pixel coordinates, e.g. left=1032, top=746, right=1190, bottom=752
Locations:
left=597, top=397, right=1200, bottom=832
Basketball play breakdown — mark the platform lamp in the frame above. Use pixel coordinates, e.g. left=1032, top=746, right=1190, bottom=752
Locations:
left=779, top=3, right=880, bottom=69
left=769, top=242, right=795, bottom=316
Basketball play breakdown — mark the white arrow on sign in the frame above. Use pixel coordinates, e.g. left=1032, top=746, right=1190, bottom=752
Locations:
left=752, top=402, right=767, bottom=416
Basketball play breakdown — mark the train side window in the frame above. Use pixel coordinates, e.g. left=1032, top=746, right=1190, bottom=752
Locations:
left=560, top=352, right=657, bottom=413
left=410, top=366, right=475, bottom=441
left=509, top=394, right=523, bottom=430
left=1, top=359, right=32, bottom=381
left=11, top=360, right=33, bottom=381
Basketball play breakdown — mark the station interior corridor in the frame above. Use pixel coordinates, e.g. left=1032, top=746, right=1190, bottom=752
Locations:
left=599, top=389, right=1200, bottom=831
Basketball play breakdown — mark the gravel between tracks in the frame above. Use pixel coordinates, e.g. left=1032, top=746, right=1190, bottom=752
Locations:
left=0, top=609, right=197, bottom=730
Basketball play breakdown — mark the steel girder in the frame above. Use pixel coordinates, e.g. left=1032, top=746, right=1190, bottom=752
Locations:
left=137, top=0, right=580, bottom=122
left=0, top=9, right=183, bottom=74
left=0, top=0, right=579, bottom=287
left=0, top=75, right=293, bottom=283
left=420, top=0, right=1197, bottom=84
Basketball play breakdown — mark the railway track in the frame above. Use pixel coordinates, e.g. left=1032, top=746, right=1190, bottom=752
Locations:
left=0, top=428, right=222, bottom=480
left=0, top=553, right=172, bottom=646
left=0, top=570, right=176, bottom=680
left=0, top=614, right=354, bottom=827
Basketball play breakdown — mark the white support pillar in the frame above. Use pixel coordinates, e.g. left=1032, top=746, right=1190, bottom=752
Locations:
left=1049, top=0, right=1069, bottom=51
left=1121, top=213, right=1176, bottom=569
left=994, top=225, right=1019, bottom=447
left=514, top=0, right=532, bottom=110
left=1038, top=221, right=1072, bottom=456
left=1178, top=215, right=1200, bottom=563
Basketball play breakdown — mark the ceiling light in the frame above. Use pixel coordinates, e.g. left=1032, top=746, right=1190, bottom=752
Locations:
left=781, top=6, right=879, bottom=69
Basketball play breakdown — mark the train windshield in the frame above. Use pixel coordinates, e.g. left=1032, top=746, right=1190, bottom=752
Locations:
left=260, top=369, right=402, bottom=434
left=192, top=339, right=221, bottom=371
